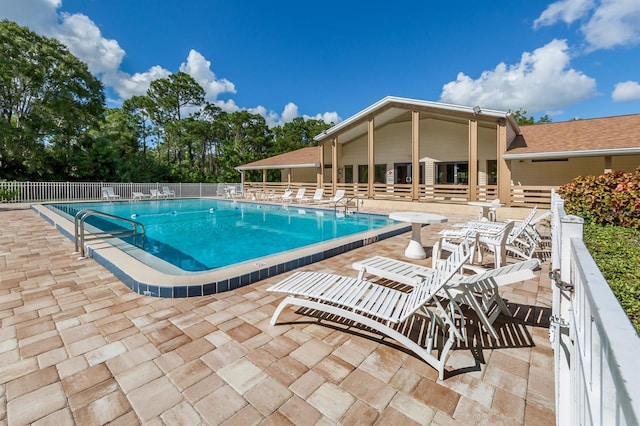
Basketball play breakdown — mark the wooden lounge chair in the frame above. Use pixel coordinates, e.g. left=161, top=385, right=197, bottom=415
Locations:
left=268, top=240, right=472, bottom=380
left=102, top=187, right=120, bottom=201
left=352, top=255, right=540, bottom=340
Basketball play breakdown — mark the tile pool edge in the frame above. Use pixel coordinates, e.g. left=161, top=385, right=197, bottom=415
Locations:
left=32, top=203, right=411, bottom=298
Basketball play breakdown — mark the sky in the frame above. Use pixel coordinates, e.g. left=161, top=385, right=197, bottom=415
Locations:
left=2, top=0, right=640, bottom=127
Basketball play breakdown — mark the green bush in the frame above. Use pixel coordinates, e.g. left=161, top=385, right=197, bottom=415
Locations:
left=558, top=168, right=640, bottom=228
left=583, top=224, right=640, bottom=335
left=0, top=181, right=20, bottom=202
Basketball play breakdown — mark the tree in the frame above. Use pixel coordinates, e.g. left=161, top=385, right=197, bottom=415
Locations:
left=0, top=20, right=105, bottom=180
left=271, top=117, right=331, bottom=155
left=510, top=108, right=553, bottom=126
left=145, top=72, right=205, bottom=170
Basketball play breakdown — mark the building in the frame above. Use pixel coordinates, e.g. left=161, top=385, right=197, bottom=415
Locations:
left=237, top=96, right=640, bottom=207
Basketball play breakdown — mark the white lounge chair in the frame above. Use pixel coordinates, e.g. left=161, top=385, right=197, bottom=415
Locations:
left=318, top=189, right=345, bottom=206
left=150, top=189, right=165, bottom=199
left=280, top=189, right=294, bottom=202
left=352, top=255, right=540, bottom=340
left=268, top=240, right=472, bottom=380
left=301, top=188, right=324, bottom=203
left=132, top=191, right=150, bottom=201
left=162, top=186, right=175, bottom=198
left=289, top=188, right=307, bottom=203
left=102, top=187, right=120, bottom=201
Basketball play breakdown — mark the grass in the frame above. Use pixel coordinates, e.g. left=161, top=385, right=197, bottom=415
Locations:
left=583, top=223, right=640, bottom=335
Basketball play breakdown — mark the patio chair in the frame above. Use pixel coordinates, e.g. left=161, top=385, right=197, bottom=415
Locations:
left=162, top=186, right=176, bottom=198
left=318, top=189, right=346, bottom=206
left=301, top=188, right=324, bottom=203
left=280, top=189, right=294, bottom=202
left=268, top=240, right=472, bottom=380
left=352, top=255, right=540, bottom=340
left=289, top=188, right=307, bottom=203
left=102, top=187, right=120, bottom=201
left=132, top=191, right=150, bottom=201
left=150, top=189, right=165, bottom=199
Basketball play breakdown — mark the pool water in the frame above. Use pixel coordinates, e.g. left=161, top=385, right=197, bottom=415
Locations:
left=47, top=199, right=396, bottom=272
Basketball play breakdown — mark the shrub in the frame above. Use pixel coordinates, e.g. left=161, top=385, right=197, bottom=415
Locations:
left=558, top=168, right=640, bottom=228
left=0, top=181, right=20, bottom=202
left=583, top=224, right=640, bottom=335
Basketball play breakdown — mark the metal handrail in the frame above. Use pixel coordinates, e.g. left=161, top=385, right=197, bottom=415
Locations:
left=74, top=209, right=145, bottom=257
left=337, top=195, right=360, bottom=214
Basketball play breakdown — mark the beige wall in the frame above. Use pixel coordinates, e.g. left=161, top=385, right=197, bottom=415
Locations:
left=335, top=118, right=500, bottom=185
left=510, top=155, right=640, bottom=186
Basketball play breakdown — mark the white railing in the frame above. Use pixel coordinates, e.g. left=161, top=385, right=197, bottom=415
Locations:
left=0, top=181, right=243, bottom=202
left=550, top=189, right=640, bottom=425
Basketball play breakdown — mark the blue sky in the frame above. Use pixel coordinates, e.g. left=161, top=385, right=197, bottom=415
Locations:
left=3, top=0, right=640, bottom=126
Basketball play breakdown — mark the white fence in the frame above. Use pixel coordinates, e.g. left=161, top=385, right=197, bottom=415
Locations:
left=550, top=189, right=640, bottom=425
left=0, top=181, right=243, bottom=202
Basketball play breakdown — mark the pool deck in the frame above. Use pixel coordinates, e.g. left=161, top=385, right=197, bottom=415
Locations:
left=1, top=204, right=555, bottom=425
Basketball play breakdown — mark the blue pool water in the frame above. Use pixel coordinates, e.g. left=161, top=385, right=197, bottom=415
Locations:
left=47, top=199, right=396, bottom=272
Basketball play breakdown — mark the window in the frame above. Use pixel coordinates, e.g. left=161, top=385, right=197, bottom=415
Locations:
left=374, top=164, right=386, bottom=184
left=436, top=162, right=468, bottom=184
left=358, top=165, right=368, bottom=184
left=358, top=164, right=387, bottom=184
left=344, top=165, right=353, bottom=183
left=487, top=160, right=497, bottom=185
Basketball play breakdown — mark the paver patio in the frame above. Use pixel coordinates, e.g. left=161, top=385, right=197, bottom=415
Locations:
left=0, top=205, right=555, bottom=425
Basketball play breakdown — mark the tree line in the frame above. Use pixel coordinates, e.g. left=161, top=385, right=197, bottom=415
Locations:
left=0, top=20, right=331, bottom=183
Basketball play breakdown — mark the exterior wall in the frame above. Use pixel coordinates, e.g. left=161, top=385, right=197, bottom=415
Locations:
left=336, top=118, right=500, bottom=185
left=510, top=155, right=640, bottom=186
left=290, top=167, right=317, bottom=183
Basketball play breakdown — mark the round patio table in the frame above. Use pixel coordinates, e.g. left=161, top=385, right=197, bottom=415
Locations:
left=389, top=212, right=448, bottom=259
left=468, top=200, right=504, bottom=221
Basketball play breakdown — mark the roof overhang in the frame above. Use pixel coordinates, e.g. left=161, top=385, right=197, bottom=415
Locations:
left=236, top=162, right=319, bottom=171
left=503, top=147, right=640, bottom=160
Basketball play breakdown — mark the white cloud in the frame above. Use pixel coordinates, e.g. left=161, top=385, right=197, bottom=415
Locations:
left=533, top=0, right=595, bottom=28
left=439, top=39, right=597, bottom=114
left=179, top=50, right=236, bottom=101
left=1, top=0, right=339, bottom=127
left=534, top=0, right=640, bottom=51
left=56, top=13, right=124, bottom=76
left=303, top=111, right=340, bottom=125
left=581, top=0, right=640, bottom=51
left=612, top=81, right=640, bottom=102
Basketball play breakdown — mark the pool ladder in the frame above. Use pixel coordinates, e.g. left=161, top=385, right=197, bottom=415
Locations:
left=337, top=195, right=360, bottom=215
left=74, top=209, right=145, bottom=257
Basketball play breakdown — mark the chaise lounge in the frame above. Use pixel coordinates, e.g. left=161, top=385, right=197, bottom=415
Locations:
left=268, top=241, right=472, bottom=380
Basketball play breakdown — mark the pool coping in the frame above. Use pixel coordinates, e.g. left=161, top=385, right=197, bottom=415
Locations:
left=32, top=202, right=411, bottom=298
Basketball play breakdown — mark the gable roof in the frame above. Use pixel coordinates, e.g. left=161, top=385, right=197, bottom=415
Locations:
left=235, top=146, right=319, bottom=171
left=314, top=96, right=517, bottom=145
left=505, top=113, right=640, bottom=159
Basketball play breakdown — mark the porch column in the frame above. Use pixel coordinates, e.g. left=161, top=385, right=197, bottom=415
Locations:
left=331, top=138, right=338, bottom=193
left=262, top=169, right=267, bottom=184
left=368, top=118, right=374, bottom=198
left=604, top=155, right=612, bottom=173
left=411, top=111, right=420, bottom=200
left=468, top=119, right=478, bottom=201
left=318, top=144, right=324, bottom=187
left=240, top=170, right=245, bottom=188
left=496, top=121, right=512, bottom=206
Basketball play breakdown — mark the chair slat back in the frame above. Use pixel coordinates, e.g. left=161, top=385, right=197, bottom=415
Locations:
left=400, top=240, right=471, bottom=321
left=508, top=206, right=537, bottom=244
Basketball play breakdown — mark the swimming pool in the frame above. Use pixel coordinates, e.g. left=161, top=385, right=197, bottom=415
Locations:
left=37, top=199, right=409, bottom=297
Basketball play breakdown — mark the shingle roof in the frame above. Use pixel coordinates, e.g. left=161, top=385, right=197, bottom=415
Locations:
left=235, top=146, right=319, bottom=170
left=507, top=113, right=640, bottom=158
